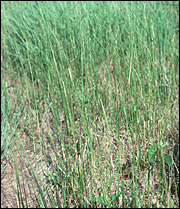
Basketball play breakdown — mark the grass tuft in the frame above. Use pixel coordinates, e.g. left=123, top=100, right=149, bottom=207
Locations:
left=1, top=1, right=179, bottom=208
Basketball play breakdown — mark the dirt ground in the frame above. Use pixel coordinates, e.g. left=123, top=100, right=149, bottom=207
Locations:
left=1, top=132, right=40, bottom=208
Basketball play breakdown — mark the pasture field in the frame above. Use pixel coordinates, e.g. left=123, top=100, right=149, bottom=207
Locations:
left=1, top=1, right=179, bottom=208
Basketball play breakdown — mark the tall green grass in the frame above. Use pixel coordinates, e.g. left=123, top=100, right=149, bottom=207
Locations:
left=1, top=82, right=25, bottom=174
left=1, top=1, right=179, bottom=208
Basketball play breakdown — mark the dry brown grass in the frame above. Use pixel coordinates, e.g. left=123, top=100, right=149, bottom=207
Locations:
left=1, top=61, right=179, bottom=208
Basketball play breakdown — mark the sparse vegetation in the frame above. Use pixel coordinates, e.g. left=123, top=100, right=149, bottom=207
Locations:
left=1, top=1, right=179, bottom=208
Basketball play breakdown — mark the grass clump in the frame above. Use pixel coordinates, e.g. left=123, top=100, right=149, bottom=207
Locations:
left=1, top=1, right=179, bottom=208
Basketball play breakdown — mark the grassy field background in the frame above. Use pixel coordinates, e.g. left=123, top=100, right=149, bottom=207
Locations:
left=1, top=1, right=179, bottom=208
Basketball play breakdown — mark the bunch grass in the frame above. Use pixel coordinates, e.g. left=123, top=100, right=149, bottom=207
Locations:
left=1, top=1, right=179, bottom=208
